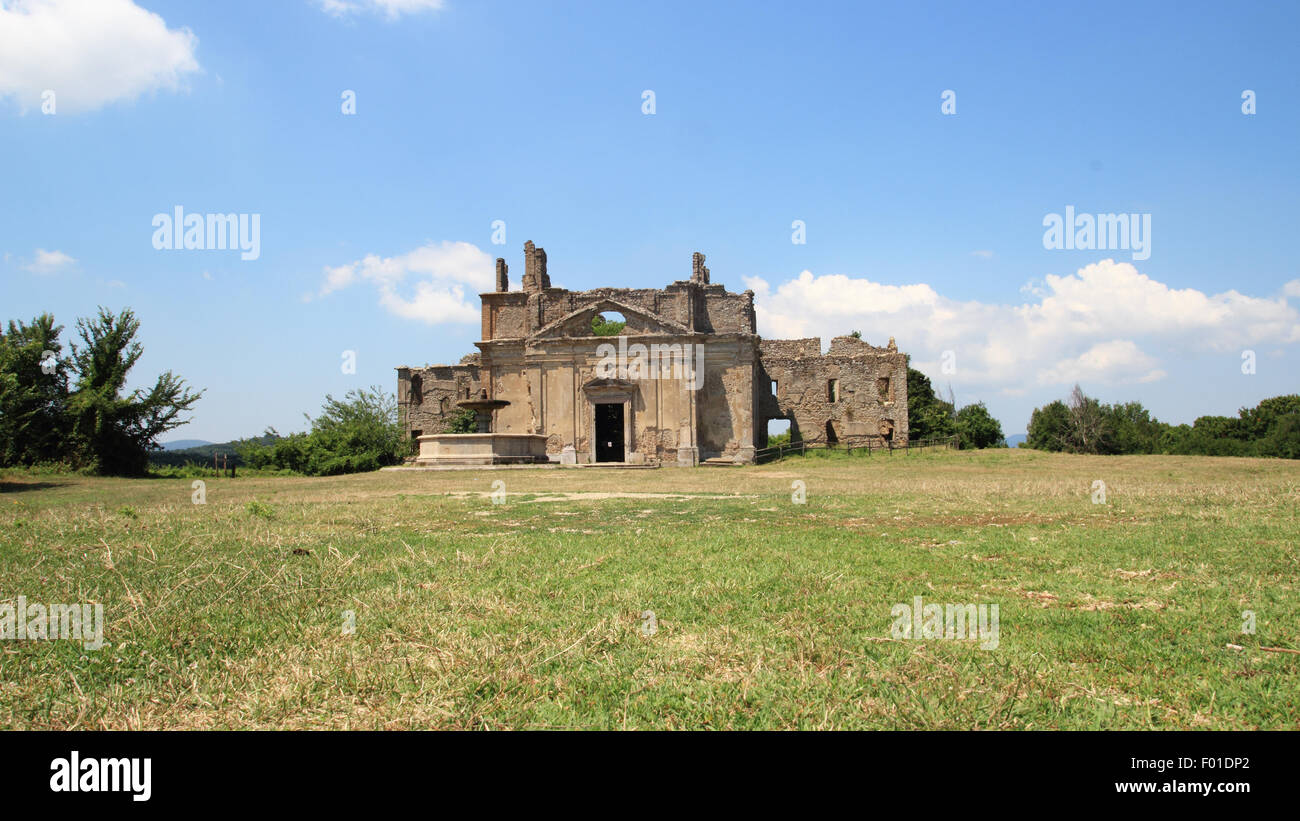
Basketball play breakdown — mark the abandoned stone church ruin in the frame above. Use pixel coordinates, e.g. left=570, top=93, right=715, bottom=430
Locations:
left=396, top=242, right=908, bottom=465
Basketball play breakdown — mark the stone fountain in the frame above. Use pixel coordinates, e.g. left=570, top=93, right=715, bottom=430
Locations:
left=457, top=395, right=510, bottom=433
left=412, top=392, right=548, bottom=466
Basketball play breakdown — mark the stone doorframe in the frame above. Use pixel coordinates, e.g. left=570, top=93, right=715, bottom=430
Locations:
left=581, top=377, right=636, bottom=464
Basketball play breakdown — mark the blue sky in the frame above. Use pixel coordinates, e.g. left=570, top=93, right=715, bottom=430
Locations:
left=2, top=0, right=1298, bottom=442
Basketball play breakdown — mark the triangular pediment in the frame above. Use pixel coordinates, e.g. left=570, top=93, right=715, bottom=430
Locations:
left=528, top=298, right=691, bottom=341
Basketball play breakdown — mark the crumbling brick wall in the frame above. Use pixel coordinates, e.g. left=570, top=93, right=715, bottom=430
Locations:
left=396, top=355, right=481, bottom=441
left=757, top=335, right=909, bottom=447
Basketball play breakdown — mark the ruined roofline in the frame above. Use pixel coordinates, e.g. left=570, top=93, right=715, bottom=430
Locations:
left=394, top=362, right=477, bottom=368
left=487, top=242, right=751, bottom=297
left=476, top=330, right=760, bottom=345
left=395, top=354, right=480, bottom=371
left=479, top=281, right=754, bottom=300
left=827, top=334, right=899, bottom=355
left=759, top=335, right=902, bottom=357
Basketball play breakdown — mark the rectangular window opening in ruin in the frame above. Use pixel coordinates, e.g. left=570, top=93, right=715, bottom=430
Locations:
left=771, top=380, right=777, bottom=395
left=765, top=418, right=790, bottom=447
left=877, top=376, right=890, bottom=403
left=827, top=379, right=839, bottom=402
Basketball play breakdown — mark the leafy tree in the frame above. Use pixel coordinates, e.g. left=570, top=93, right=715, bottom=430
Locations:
left=1188, top=414, right=1244, bottom=443
left=1026, top=400, right=1072, bottom=451
left=591, top=314, right=626, bottom=337
left=1, top=308, right=200, bottom=474
left=1168, top=415, right=1250, bottom=456
left=64, top=308, right=202, bottom=474
left=955, top=402, right=1005, bottom=448
left=906, top=366, right=956, bottom=440
left=904, top=364, right=1006, bottom=447
left=1025, top=387, right=1114, bottom=453
left=1158, top=423, right=1194, bottom=454
left=1105, top=401, right=1163, bottom=454
left=0, top=314, right=70, bottom=465
left=1065, top=384, right=1114, bottom=454
left=1258, top=412, right=1300, bottom=459
left=1239, top=395, right=1300, bottom=440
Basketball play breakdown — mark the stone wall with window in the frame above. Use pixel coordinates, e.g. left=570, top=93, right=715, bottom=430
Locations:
left=395, top=356, right=481, bottom=442
left=757, top=335, right=909, bottom=447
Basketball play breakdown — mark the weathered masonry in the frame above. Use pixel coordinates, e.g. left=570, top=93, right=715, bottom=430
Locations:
left=396, top=242, right=908, bottom=465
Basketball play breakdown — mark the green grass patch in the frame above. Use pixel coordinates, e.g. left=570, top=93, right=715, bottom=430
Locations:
left=0, top=450, right=1296, bottom=729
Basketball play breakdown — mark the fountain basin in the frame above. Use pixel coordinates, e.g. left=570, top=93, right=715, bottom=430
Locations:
left=415, top=433, right=549, bottom=465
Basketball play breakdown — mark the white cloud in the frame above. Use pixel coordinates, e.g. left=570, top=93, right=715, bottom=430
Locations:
left=747, top=258, right=1300, bottom=389
left=970, top=250, right=994, bottom=259
left=1036, top=340, right=1165, bottom=385
left=317, top=0, right=444, bottom=19
left=24, top=248, right=75, bottom=273
left=1283, top=279, right=1300, bottom=298
left=0, top=0, right=200, bottom=114
left=318, top=240, right=492, bottom=324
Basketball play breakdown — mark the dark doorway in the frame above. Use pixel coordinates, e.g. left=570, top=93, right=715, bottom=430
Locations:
left=595, top=403, right=625, bottom=462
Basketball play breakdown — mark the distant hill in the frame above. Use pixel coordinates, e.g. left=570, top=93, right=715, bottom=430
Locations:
left=161, top=439, right=213, bottom=451
left=1006, top=433, right=1027, bottom=448
left=150, top=434, right=278, bottom=468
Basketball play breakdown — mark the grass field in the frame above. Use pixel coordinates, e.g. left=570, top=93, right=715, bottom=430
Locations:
left=1, top=448, right=1297, bottom=730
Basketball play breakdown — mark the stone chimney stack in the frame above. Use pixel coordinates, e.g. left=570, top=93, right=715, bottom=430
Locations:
left=495, top=258, right=508, bottom=292
left=691, top=252, right=710, bottom=285
left=522, top=240, right=550, bottom=292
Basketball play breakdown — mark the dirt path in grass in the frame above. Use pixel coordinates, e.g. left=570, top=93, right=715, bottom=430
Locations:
left=446, top=491, right=759, bottom=503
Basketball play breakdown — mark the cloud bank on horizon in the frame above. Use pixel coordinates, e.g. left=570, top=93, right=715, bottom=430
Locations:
left=745, top=260, right=1300, bottom=392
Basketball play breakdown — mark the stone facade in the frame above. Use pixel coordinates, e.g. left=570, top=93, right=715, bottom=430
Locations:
left=396, top=242, right=908, bottom=464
